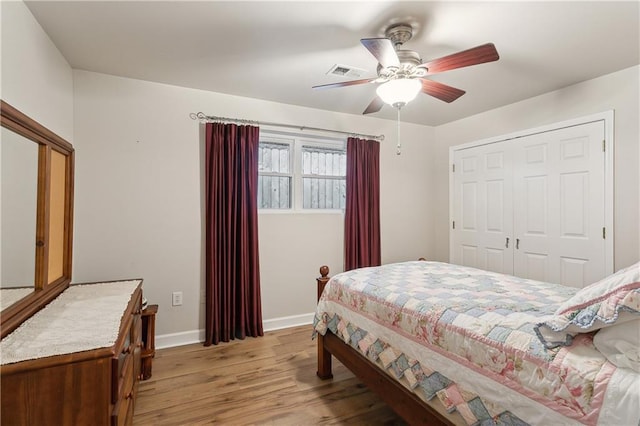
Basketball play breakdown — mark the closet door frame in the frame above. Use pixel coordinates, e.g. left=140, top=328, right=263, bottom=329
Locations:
left=449, top=110, right=614, bottom=279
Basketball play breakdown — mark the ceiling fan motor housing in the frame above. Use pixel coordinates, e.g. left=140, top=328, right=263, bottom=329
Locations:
left=377, top=49, right=424, bottom=80
left=396, top=50, right=421, bottom=66
left=378, top=24, right=426, bottom=79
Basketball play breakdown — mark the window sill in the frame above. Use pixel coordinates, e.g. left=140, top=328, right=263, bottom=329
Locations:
left=258, top=209, right=344, bottom=215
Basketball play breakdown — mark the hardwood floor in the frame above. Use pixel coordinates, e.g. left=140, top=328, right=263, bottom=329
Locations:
left=134, top=325, right=406, bottom=425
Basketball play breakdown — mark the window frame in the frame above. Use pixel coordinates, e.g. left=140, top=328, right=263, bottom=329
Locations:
left=258, top=130, right=346, bottom=214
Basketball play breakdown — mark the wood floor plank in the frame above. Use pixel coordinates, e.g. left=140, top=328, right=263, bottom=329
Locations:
left=134, top=325, right=406, bottom=425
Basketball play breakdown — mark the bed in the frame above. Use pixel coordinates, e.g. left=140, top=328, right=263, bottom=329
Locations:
left=313, top=261, right=640, bottom=425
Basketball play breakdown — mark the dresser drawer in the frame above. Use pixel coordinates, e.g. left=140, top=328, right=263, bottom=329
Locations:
left=112, top=350, right=134, bottom=403
left=111, top=348, right=135, bottom=426
left=111, top=300, right=140, bottom=403
left=112, top=334, right=130, bottom=377
left=111, top=388, right=134, bottom=426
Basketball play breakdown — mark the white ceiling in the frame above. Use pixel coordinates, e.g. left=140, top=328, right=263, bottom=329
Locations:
left=25, top=1, right=639, bottom=126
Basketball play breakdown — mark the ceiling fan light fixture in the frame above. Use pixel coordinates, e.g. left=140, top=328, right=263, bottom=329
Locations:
left=376, top=78, right=421, bottom=107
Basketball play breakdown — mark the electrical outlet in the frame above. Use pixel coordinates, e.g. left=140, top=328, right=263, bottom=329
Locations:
left=172, top=291, right=183, bottom=306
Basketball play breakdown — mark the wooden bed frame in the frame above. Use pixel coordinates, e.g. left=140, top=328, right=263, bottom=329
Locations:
left=315, top=265, right=455, bottom=426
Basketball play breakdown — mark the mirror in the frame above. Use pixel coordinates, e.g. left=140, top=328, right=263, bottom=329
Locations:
left=0, top=128, right=38, bottom=311
left=0, top=100, right=74, bottom=338
left=1, top=127, right=39, bottom=288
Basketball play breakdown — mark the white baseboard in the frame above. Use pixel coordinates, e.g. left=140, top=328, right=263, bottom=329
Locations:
left=263, top=312, right=314, bottom=332
left=155, top=312, right=314, bottom=349
left=156, top=329, right=205, bottom=350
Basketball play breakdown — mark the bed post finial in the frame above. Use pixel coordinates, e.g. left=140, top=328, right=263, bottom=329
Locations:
left=317, top=266, right=330, bottom=302
left=319, top=265, right=329, bottom=278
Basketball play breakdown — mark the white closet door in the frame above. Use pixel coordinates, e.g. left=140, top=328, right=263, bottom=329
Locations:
left=452, top=141, right=514, bottom=274
left=512, top=121, right=606, bottom=287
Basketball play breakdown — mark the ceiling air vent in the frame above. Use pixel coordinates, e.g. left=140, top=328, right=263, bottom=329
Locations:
left=327, top=64, right=367, bottom=78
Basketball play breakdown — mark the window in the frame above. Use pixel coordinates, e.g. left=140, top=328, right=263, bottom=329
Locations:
left=301, top=146, right=346, bottom=209
left=258, top=132, right=346, bottom=211
left=257, top=141, right=292, bottom=209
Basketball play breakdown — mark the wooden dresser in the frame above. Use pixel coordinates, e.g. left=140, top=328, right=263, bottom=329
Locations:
left=1, top=280, right=143, bottom=426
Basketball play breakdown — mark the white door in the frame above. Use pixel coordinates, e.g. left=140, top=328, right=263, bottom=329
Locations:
left=512, top=121, right=606, bottom=287
left=452, top=141, right=514, bottom=274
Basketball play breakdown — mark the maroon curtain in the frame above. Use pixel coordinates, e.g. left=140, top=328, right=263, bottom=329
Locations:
left=204, top=122, right=263, bottom=345
left=344, top=137, right=381, bottom=271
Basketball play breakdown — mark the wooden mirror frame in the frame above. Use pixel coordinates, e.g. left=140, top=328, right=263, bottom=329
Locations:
left=1, top=100, right=74, bottom=338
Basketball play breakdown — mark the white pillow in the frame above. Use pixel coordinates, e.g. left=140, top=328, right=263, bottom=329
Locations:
left=593, top=319, right=640, bottom=373
left=535, top=261, right=640, bottom=348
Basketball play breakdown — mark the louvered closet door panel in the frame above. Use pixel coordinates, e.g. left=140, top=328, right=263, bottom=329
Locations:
left=512, top=121, right=605, bottom=287
left=452, top=142, right=514, bottom=274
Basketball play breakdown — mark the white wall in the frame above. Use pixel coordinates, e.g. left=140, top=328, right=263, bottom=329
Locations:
left=0, top=0, right=74, bottom=140
left=433, top=66, right=640, bottom=271
left=72, top=70, right=435, bottom=339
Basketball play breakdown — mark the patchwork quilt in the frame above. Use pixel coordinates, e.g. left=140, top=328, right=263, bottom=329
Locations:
left=313, top=261, right=640, bottom=426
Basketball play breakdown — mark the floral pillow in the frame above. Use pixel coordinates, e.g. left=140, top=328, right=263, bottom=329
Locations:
left=535, top=261, right=640, bottom=348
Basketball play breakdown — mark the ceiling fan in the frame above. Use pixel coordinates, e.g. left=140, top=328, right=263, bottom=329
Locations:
left=313, top=23, right=500, bottom=114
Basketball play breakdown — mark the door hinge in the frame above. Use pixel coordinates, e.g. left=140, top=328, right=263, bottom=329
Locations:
left=602, top=140, right=606, bottom=152
left=452, top=164, right=456, bottom=173
left=602, top=227, right=606, bottom=239
left=452, top=221, right=456, bottom=229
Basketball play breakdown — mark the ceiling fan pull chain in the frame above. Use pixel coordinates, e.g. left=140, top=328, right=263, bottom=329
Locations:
left=396, top=106, right=402, bottom=155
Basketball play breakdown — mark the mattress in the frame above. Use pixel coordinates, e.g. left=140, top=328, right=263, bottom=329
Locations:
left=313, top=261, right=640, bottom=425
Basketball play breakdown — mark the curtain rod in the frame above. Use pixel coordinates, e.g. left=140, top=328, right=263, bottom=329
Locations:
left=189, top=112, right=384, bottom=142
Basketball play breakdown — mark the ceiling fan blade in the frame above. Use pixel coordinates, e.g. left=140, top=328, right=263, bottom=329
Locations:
left=361, top=38, right=400, bottom=68
left=419, top=43, right=499, bottom=75
left=420, top=79, right=466, bottom=103
left=312, top=78, right=376, bottom=90
left=363, top=96, right=384, bottom=115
